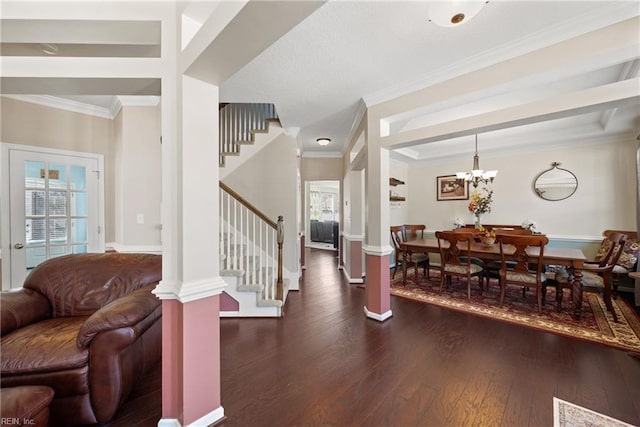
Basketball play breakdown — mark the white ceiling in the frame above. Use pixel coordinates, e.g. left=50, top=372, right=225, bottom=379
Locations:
left=2, top=1, right=639, bottom=162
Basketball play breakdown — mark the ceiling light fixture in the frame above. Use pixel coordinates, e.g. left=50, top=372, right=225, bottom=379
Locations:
left=316, top=138, right=331, bottom=146
left=456, top=134, right=497, bottom=188
left=39, top=43, right=59, bottom=55
left=427, top=1, right=488, bottom=27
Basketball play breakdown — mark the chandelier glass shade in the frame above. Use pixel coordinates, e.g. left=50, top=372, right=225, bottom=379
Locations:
left=316, top=138, right=331, bottom=146
left=456, top=135, right=497, bottom=188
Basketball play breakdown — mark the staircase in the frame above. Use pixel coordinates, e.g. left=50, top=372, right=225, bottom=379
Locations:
left=218, top=103, right=288, bottom=317
left=219, top=103, right=282, bottom=179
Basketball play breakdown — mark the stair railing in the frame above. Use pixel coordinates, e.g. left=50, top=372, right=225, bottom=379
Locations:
left=219, top=182, right=284, bottom=302
left=219, top=103, right=279, bottom=167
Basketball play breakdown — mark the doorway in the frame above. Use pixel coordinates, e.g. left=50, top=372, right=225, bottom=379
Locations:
left=2, top=144, right=104, bottom=288
left=305, top=180, right=340, bottom=251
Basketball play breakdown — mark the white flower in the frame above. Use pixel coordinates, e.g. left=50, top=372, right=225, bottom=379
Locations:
left=454, top=217, right=465, bottom=228
left=521, top=219, right=537, bottom=230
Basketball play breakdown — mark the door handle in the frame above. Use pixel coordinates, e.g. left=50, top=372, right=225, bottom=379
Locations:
left=14, top=243, right=24, bottom=249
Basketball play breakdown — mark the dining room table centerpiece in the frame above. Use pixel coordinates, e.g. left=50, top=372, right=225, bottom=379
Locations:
left=468, top=186, right=493, bottom=228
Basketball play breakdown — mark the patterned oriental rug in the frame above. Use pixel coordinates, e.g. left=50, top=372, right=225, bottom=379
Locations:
left=390, top=272, right=640, bottom=354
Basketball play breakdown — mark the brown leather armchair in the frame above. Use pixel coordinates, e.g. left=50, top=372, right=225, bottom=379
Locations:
left=0, top=253, right=162, bottom=426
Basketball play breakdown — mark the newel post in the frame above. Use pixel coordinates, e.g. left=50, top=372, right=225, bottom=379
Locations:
left=276, top=215, right=284, bottom=301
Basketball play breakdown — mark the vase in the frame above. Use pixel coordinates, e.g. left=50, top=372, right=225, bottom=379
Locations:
left=474, top=214, right=481, bottom=229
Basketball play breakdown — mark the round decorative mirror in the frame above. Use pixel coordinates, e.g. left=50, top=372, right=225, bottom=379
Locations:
left=533, top=162, right=578, bottom=201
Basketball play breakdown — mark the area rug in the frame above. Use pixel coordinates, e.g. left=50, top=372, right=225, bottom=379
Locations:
left=553, top=397, right=635, bottom=427
left=390, top=272, right=640, bottom=354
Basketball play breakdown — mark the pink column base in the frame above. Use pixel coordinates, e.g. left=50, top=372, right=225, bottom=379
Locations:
left=364, top=253, right=392, bottom=321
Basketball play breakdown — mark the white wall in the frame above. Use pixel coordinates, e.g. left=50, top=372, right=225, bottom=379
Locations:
left=405, top=138, right=636, bottom=241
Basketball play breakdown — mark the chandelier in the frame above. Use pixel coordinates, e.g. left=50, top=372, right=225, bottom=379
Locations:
left=456, top=134, right=497, bottom=188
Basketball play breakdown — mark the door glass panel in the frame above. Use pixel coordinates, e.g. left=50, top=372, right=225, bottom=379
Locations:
left=70, top=192, right=88, bottom=216
left=48, top=218, right=68, bottom=243
left=25, top=161, right=45, bottom=188
left=70, top=165, right=86, bottom=190
left=49, top=246, right=68, bottom=258
left=26, top=247, right=46, bottom=269
left=71, top=218, right=88, bottom=243
left=48, top=191, right=67, bottom=215
left=72, top=245, right=88, bottom=254
left=25, top=190, right=45, bottom=215
left=48, top=163, right=67, bottom=189
left=26, top=218, right=46, bottom=244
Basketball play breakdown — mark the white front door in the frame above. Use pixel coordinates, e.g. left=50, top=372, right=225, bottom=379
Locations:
left=7, top=147, right=103, bottom=287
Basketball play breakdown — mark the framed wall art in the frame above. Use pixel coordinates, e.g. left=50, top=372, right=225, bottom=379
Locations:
left=436, top=175, right=469, bottom=201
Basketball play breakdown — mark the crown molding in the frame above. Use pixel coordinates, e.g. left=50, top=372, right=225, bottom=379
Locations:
left=364, top=3, right=639, bottom=108
left=3, top=94, right=116, bottom=119
left=2, top=94, right=160, bottom=120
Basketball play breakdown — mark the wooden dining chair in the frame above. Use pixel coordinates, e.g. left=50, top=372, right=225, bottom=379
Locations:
left=390, top=225, right=429, bottom=280
left=487, top=228, right=535, bottom=286
left=435, top=230, right=484, bottom=300
left=404, top=224, right=431, bottom=279
left=556, top=232, right=627, bottom=322
left=496, top=234, right=549, bottom=315
left=453, top=227, right=488, bottom=288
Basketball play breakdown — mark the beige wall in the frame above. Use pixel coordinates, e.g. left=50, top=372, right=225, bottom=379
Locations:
left=1, top=97, right=116, bottom=241
left=114, top=105, right=162, bottom=249
left=300, top=156, right=343, bottom=181
left=1, top=97, right=163, bottom=248
left=223, top=133, right=300, bottom=285
left=406, top=138, right=636, bottom=243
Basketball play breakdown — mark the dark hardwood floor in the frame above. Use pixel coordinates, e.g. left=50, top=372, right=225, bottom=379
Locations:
left=105, top=248, right=640, bottom=426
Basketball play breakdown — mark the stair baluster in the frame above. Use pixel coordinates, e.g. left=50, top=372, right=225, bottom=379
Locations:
left=220, top=182, right=284, bottom=306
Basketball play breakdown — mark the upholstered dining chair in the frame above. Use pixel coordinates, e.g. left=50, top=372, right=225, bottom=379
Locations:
left=435, top=230, right=484, bottom=300
left=496, top=234, right=549, bottom=315
left=453, top=227, right=488, bottom=288
left=390, top=225, right=429, bottom=280
left=556, top=232, right=627, bottom=322
left=486, top=228, right=535, bottom=287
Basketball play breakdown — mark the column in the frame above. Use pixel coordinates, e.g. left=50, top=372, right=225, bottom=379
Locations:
left=154, top=74, right=226, bottom=426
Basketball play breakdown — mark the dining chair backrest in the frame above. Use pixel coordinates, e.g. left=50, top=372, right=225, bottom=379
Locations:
left=496, top=234, right=549, bottom=275
left=493, top=228, right=533, bottom=236
left=594, top=231, right=627, bottom=268
left=603, top=232, right=628, bottom=271
left=390, top=225, right=405, bottom=252
left=404, top=224, right=426, bottom=241
left=435, top=230, right=474, bottom=267
left=453, top=228, right=475, bottom=234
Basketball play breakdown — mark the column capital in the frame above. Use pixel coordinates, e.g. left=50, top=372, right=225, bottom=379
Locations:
left=362, top=244, right=394, bottom=256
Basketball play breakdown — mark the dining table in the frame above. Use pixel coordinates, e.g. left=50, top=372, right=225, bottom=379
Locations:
left=399, top=238, right=588, bottom=319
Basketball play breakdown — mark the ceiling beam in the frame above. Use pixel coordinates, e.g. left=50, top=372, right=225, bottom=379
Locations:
left=380, top=78, right=640, bottom=149
left=183, top=1, right=325, bottom=85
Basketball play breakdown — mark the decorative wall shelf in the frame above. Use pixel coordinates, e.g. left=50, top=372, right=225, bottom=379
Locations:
left=390, top=177, right=405, bottom=201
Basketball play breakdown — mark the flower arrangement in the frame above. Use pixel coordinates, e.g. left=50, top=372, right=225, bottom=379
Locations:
left=453, top=217, right=465, bottom=228
left=521, top=219, right=537, bottom=231
left=468, top=187, right=493, bottom=216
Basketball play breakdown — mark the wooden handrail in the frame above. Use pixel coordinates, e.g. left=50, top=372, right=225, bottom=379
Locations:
left=219, top=181, right=277, bottom=229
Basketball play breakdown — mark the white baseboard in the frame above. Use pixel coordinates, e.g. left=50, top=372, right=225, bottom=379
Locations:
left=363, top=306, right=392, bottom=321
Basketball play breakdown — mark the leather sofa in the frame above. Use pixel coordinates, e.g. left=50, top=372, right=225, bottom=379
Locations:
left=0, top=253, right=162, bottom=426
